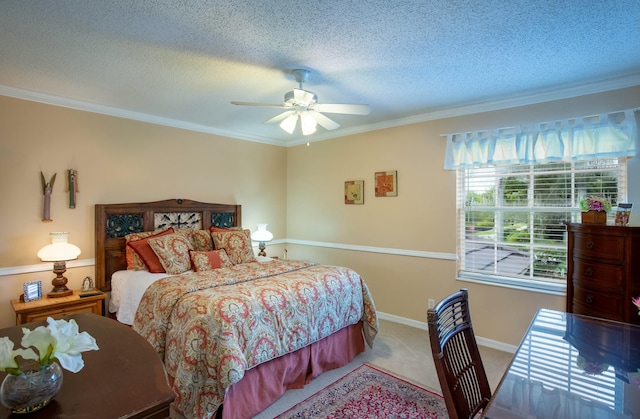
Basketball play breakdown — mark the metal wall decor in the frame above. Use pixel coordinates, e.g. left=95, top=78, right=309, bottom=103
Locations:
left=40, top=172, right=56, bottom=222
left=67, top=169, right=78, bottom=208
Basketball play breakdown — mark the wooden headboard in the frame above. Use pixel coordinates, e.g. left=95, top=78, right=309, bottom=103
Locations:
left=95, top=198, right=241, bottom=292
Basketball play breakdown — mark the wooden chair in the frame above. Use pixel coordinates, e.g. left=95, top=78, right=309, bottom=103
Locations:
left=427, top=288, right=491, bottom=419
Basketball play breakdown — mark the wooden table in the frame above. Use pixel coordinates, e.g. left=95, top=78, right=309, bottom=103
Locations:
left=483, top=309, right=640, bottom=419
left=0, top=313, right=174, bottom=418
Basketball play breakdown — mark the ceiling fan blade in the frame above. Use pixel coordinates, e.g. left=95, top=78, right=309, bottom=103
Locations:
left=231, top=101, right=286, bottom=108
left=310, top=111, right=340, bottom=130
left=264, top=111, right=295, bottom=124
left=314, top=103, right=370, bottom=115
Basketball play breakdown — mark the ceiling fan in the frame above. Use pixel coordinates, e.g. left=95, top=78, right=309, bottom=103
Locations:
left=231, top=69, right=370, bottom=136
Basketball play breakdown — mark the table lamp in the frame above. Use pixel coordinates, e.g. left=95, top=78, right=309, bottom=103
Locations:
left=37, top=232, right=81, bottom=298
left=251, top=224, right=273, bottom=257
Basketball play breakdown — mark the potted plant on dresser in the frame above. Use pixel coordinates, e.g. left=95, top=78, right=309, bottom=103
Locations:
left=580, top=195, right=611, bottom=224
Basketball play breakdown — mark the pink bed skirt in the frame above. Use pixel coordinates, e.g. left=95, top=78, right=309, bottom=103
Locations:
left=222, top=321, right=365, bottom=419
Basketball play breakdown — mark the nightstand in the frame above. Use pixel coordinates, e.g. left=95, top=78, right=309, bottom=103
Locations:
left=11, top=290, right=105, bottom=325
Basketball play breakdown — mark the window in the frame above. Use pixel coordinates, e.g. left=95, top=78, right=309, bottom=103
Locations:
left=457, top=158, right=627, bottom=292
left=444, top=109, right=637, bottom=293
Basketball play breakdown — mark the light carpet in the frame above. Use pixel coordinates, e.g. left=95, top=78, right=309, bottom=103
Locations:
left=274, top=363, right=448, bottom=418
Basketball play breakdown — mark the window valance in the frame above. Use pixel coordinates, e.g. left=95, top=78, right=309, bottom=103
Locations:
left=443, top=109, right=638, bottom=170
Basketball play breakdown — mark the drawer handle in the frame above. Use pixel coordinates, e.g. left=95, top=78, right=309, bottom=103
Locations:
left=585, top=268, right=594, bottom=276
left=585, top=294, right=594, bottom=304
left=586, top=241, right=595, bottom=249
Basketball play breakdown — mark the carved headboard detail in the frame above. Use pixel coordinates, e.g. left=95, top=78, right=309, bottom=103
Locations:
left=95, top=199, right=241, bottom=292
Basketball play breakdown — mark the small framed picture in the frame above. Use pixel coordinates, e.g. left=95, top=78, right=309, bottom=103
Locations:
left=345, top=180, right=364, bottom=204
left=81, top=276, right=95, bottom=292
left=23, top=281, right=42, bottom=302
left=375, top=170, right=398, bottom=197
left=615, top=203, right=633, bottom=226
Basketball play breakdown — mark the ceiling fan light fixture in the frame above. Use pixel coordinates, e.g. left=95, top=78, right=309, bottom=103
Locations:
left=280, top=114, right=298, bottom=134
left=232, top=69, right=369, bottom=136
left=300, top=112, right=317, bottom=135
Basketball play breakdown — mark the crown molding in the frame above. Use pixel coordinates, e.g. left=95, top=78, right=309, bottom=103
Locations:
left=2, top=73, right=639, bottom=148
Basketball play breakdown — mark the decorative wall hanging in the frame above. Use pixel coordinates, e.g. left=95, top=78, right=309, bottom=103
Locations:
left=345, top=180, right=364, bottom=204
left=67, top=169, right=78, bottom=208
left=375, top=171, right=397, bottom=197
left=40, top=171, right=56, bottom=222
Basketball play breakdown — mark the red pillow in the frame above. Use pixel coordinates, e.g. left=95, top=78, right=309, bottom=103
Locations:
left=190, top=250, right=233, bottom=272
left=126, top=228, right=175, bottom=273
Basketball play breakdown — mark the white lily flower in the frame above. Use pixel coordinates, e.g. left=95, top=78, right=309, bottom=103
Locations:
left=21, top=325, right=55, bottom=364
left=46, top=317, right=99, bottom=373
left=0, top=337, right=19, bottom=371
left=2, top=317, right=98, bottom=375
left=0, top=336, right=38, bottom=374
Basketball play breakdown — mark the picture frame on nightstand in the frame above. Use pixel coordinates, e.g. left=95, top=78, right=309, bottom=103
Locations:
left=23, top=281, right=42, bottom=302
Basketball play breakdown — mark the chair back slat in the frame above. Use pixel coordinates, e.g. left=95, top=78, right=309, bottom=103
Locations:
left=427, top=288, right=492, bottom=419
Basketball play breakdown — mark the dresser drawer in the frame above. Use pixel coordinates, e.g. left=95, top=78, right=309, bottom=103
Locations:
left=572, top=232, right=625, bottom=262
left=572, top=259, right=624, bottom=292
left=572, top=286, right=624, bottom=321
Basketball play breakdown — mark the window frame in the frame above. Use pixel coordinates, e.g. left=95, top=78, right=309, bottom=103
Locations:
left=455, top=158, right=628, bottom=294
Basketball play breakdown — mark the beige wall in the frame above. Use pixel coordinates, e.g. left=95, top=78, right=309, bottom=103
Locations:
left=1, top=86, right=638, bottom=346
left=0, top=95, right=287, bottom=328
left=286, top=86, right=640, bottom=346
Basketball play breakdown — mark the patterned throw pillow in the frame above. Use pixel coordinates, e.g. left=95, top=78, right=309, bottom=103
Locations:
left=190, top=249, right=233, bottom=271
left=209, top=226, right=243, bottom=233
left=175, top=229, right=214, bottom=252
left=125, top=228, right=175, bottom=271
left=147, top=233, right=194, bottom=275
left=210, top=229, right=256, bottom=265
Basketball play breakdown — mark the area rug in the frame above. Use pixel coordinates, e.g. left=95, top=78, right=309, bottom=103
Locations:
left=274, top=363, right=448, bottom=418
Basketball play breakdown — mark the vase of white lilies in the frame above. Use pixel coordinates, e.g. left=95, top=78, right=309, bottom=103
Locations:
left=0, top=317, right=98, bottom=414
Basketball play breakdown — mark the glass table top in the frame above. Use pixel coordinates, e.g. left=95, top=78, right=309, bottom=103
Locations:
left=483, top=309, right=640, bottom=419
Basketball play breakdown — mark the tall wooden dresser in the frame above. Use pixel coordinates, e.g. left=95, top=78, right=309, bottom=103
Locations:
left=566, top=223, right=640, bottom=325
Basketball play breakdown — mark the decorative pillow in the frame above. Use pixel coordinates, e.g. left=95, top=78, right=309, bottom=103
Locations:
left=147, top=233, right=194, bottom=275
left=210, top=229, right=256, bottom=264
left=175, top=229, right=213, bottom=252
left=190, top=249, right=233, bottom=272
left=125, top=228, right=174, bottom=271
left=209, top=226, right=243, bottom=233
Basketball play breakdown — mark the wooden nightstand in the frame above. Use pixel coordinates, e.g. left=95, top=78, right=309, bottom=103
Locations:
left=11, top=290, right=105, bottom=325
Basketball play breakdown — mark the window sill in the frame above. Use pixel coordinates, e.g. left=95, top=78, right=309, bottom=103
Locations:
left=456, top=273, right=566, bottom=296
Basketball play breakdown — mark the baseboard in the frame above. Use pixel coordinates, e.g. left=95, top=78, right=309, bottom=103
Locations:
left=377, top=310, right=517, bottom=354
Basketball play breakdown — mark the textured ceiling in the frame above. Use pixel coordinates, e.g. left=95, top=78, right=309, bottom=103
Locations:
left=1, top=0, right=639, bottom=146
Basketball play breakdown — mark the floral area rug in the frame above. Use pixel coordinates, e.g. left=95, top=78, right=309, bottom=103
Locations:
left=274, top=363, right=448, bottom=418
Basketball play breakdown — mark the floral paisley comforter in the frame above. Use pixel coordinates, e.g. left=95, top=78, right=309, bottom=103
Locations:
left=132, top=259, right=378, bottom=419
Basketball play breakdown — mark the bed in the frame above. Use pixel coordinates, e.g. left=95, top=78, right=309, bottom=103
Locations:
left=95, top=199, right=378, bottom=419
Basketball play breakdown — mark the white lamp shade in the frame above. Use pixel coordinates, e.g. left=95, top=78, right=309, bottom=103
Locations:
left=280, top=115, right=298, bottom=134
left=300, top=112, right=317, bottom=136
left=251, top=224, right=273, bottom=242
left=37, top=232, right=81, bottom=262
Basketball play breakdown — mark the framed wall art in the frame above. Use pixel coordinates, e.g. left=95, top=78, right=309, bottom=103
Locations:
left=344, top=180, right=364, bottom=204
left=375, top=170, right=397, bottom=197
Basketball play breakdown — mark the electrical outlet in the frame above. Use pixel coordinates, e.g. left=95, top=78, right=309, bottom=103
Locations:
left=428, top=298, right=435, bottom=309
